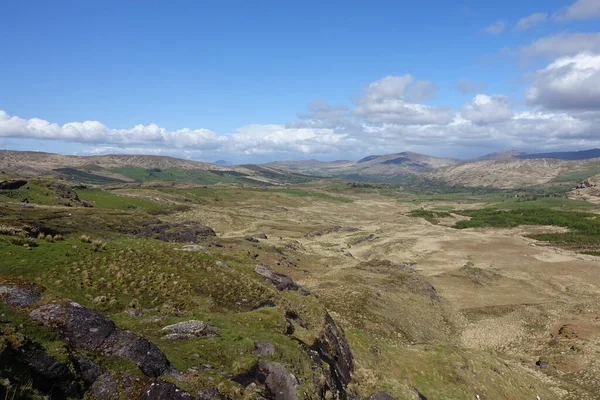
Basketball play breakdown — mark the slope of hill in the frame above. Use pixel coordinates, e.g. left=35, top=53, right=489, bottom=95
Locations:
left=471, top=150, right=529, bottom=161
left=266, top=152, right=460, bottom=182
left=0, top=150, right=318, bottom=186
left=516, top=148, right=600, bottom=160
left=431, top=158, right=600, bottom=188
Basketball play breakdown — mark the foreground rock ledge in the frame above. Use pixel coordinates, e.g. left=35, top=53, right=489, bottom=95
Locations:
left=29, top=301, right=176, bottom=377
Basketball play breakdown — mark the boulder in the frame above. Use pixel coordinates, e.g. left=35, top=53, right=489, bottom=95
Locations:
left=254, top=341, right=276, bottom=356
left=30, top=301, right=176, bottom=377
left=258, top=360, right=299, bottom=400
left=161, top=320, right=220, bottom=340
left=254, top=265, right=308, bottom=295
left=0, top=282, right=42, bottom=307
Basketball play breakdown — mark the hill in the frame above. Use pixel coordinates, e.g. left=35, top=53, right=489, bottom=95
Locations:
left=430, top=158, right=600, bottom=188
left=266, top=152, right=460, bottom=182
left=0, top=150, right=317, bottom=186
left=516, top=148, right=600, bottom=161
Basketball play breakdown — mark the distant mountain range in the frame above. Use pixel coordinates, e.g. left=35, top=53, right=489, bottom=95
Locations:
left=1, top=148, right=599, bottom=189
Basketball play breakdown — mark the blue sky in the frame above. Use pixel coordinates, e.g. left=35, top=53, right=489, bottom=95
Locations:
left=1, top=0, right=600, bottom=163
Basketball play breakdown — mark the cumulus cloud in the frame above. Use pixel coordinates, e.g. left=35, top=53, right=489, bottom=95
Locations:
left=456, top=79, right=486, bottom=95
left=513, top=12, right=547, bottom=31
left=484, top=21, right=506, bottom=35
left=3, top=71, right=600, bottom=162
left=520, top=33, right=600, bottom=58
left=352, top=75, right=454, bottom=125
left=526, top=52, right=600, bottom=110
left=553, top=0, right=600, bottom=21
left=460, top=95, right=514, bottom=124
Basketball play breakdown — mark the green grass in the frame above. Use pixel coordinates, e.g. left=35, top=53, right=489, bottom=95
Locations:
left=76, top=189, right=169, bottom=213
left=455, top=208, right=600, bottom=253
left=110, top=166, right=260, bottom=185
left=552, top=169, right=599, bottom=183
left=408, top=209, right=451, bottom=224
left=53, top=167, right=126, bottom=185
left=0, top=181, right=66, bottom=206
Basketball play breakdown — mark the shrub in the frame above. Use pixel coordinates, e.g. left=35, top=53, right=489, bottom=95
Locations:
left=44, top=235, right=54, bottom=243
left=91, top=240, right=106, bottom=252
left=80, top=235, right=92, bottom=243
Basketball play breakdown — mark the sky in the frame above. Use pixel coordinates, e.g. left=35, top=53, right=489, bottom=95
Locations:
left=1, top=0, right=600, bottom=164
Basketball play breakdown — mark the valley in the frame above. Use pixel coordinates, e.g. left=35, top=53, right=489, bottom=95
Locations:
left=1, top=155, right=599, bottom=399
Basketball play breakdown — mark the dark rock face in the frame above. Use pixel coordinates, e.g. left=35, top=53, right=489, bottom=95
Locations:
left=0, top=283, right=42, bottom=307
left=367, top=392, right=398, bottom=400
left=0, top=180, right=27, bottom=190
left=0, top=338, right=82, bottom=398
left=254, top=265, right=308, bottom=295
left=139, top=222, right=216, bottom=243
left=310, top=314, right=354, bottom=400
left=161, top=320, right=220, bottom=340
left=139, top=381, right=195, bottom=399
left=29, top=301, right=175, bottom=377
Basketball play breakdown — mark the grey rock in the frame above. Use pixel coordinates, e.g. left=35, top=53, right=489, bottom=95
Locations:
left=161, top=320, right=220, bottom=340
left=0, top=283, right=42, bottom=307
left=254, top=265, right=308, bottom=295
left=367, top=392, right=398, bottom=400
left=258, top=359, right=298, bottom=400
left=254, top=341, right=276, bottom=356
left=30, top=301, right=175, bottom=377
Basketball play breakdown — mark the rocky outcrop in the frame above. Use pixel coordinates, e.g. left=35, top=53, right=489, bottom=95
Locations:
left=161, top=320, right=220, bottom=340
left=0, top=282, right=42, bottom=307
left=233, top=360, right=298, bottom=400
left=29, top=301, right=176, bottom=377
left=309, top=314, right=354, bottom=400
left=139, top=222, right=216, bottom=243
left=0, top=179, right=27, bottom=190
left=254, top=265, right=309, bottom=295
left=259, top=359, right=299, bottom=400
left=0, top=337, right=83, bottom=398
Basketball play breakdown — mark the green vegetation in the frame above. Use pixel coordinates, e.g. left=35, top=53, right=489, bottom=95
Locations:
left=455, top=208, right=600, bottom=253
left=551, top=169, right=599, bottom=183
left=408, top=209, right=451, bottom=224
left=110, top=166, right=262, bottom=185
left=77, top=188, right=171, bottom=213
left=53, top=167, right=126, bottom=184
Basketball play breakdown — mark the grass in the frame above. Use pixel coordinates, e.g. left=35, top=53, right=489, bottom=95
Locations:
left=53, top=167, right=126, bottom=185
left=408, top=209, right=451, bottom=224
left=551, top=169, right=599, bottom=183
left=110, top=166, right=260, bottom=185
left=76, top=188, right=170, bottom=213
left=455, top=208, right=600, bottom=253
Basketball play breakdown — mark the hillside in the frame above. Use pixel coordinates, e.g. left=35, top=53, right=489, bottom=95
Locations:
left=431, top=158, right=600, bottom=188
left=0, top=150, right=318, bottom=186
left=267, top=152, right=460, bottom=182
left=516, top=148, right=600, bottom=161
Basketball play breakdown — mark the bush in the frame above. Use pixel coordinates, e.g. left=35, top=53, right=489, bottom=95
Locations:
left=79, top=235, right=92, bottom=243
left=91, top=240, right=106, bottom=252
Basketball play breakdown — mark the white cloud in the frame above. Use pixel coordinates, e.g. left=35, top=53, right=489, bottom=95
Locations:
left=460, top=95, right=514, bottom=124
left=484, top=21, right=506, bottom=35
left=352, top=75, right=454, bottom=125
left=456, top=79, right=486, bottom=95
left=553, top=0, right=600, bottom=21
left=526, top=52, right=600, bottom=110
left=520, top=33, right=600, bottom=58
left=513, top=12, right=547, bottom=31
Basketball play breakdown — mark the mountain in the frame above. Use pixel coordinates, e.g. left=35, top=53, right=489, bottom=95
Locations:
left=471, top=150, right=529, bottom=161
left=213, top=159, right=230, bottom=166
left=515, top=148, right=600, bottom=161
left=266, top=152, right=460, bottom=182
